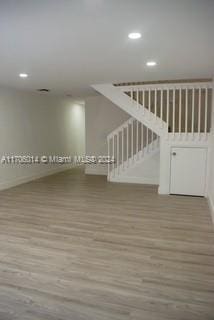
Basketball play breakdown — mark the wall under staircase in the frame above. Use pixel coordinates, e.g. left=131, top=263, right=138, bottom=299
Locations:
left=107, top=117, right=160, bottom=184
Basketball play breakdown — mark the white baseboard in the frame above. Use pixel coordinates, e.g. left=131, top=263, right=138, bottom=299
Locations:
left=208, top=195, right=214, bottom=223
left=0, top=165, right=71, bottom=191
left=109, top=175, right=158, bottom=185
left=85, top=165, right=107, bottom=176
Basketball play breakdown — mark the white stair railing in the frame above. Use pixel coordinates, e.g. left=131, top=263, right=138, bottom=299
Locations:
left=118, top=82, right=213, bottom=138
left=107, top=117, right=159, bottom=179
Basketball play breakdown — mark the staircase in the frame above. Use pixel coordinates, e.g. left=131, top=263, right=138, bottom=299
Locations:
left=92, top=80, right=213, bottom=191
left=108, top=117, right=160, bottom=183
left=92, top=84, right=167, bottom=137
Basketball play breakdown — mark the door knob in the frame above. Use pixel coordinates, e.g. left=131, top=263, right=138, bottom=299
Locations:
left=172, top=152, right=177, bottom=156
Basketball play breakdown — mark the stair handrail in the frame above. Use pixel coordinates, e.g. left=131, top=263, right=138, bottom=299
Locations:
left=117, top=81, right=213, bottom=92
left=107, top=117, right=134, bottom=140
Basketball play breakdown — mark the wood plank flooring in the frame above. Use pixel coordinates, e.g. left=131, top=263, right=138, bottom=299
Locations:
left=0, top=166, right=213, bottom=320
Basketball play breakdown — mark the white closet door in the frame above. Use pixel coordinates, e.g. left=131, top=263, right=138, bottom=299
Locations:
left=170, top=147, right=207, bottom=196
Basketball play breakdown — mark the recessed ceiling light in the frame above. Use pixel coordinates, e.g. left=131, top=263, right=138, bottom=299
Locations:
left=128, top=32, right=142, bottom=40
left=146, top=61, right=157, bottom=67
left=19, top=73, right=28, bottom=78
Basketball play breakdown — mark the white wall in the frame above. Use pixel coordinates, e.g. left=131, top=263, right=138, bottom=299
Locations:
left=85, top=95, right=129, bottom=175
left=111, top=152, right=160, bottom=185
left=209, top=134, right=214, bottom=220
left=208, top=97, right=214, bottom=221
left=0, top=87, right=85, bottom=190
left=67, top=102, right=85, bottom=156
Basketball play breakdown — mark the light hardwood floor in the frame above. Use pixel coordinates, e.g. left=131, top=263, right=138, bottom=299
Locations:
left=0, top=167, right=213, bottom=320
